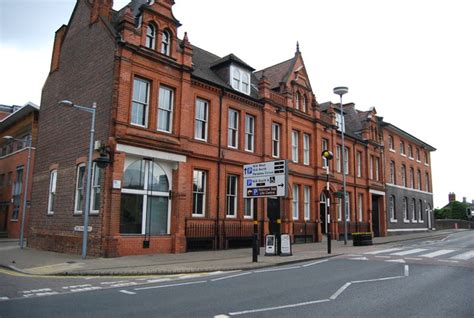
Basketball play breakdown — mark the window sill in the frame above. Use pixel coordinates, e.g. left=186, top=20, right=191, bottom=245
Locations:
left=226, top=215, right=237, bottom=219
left=389, top=149, right=396, bottom=153
left=401, top=154, right=407, bottom=157
left=409, top=157, right=414, bottom=160
left=403, top=219, right=410, bottom=223
left=390, top=218, right=397, bottom=223
left=192, top=214, right=205, bottom=218
left=412, top=220, right=418, bottom=223
left=244, top=216, right=253, bottom=219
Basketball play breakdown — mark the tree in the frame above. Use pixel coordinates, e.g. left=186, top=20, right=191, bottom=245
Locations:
left=434, top=201, right=469, bottom=220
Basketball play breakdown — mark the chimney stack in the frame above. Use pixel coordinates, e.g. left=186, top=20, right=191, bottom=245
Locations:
left=448, top=192, right=456, bottom=203
left=90, top=0, right=113, bottom=24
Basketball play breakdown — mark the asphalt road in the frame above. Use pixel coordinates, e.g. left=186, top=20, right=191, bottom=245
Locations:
left=0, top=231, right=473, bottom=317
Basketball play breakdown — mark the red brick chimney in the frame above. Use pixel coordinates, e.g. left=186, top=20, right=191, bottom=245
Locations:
left=448, top=192, right=456, bottom=203
left=90, top=0, right=113, bottom=24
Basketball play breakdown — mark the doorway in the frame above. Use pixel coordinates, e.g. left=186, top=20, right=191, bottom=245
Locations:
left=371, top=195, right=380, bottom=237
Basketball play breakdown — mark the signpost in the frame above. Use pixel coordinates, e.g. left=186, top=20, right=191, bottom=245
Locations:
left=243, top=160, right=288, bottom=198
left=243, top=160, right=288, bottom=262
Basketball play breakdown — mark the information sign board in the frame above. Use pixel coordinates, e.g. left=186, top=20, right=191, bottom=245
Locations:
left=243, top=160, right=287, bottom=198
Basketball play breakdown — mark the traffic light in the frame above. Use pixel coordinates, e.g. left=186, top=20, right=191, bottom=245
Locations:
left=322, top=150, right=333, bottom=160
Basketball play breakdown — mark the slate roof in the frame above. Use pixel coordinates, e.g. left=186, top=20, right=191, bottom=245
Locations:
left=254, top=57, right=296, bottom=90
left=190, top=45, right=261, bottom=99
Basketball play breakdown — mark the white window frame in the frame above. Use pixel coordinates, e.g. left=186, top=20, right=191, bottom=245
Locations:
left=389, top=195, right=397, bottom=222
left=192, top=170, right=206, bottom=217
left=356, top=151, right=362, bottom=177
left=401, top=165, right=407, bottom=187
left=157, top=85, right=174, bottom=133
left=344, top=146, right=349, bottom=175
left=400, top=141, right=406, bottom=156
left=194, top=98, right=209, bottom=141
left=90, top=163, right=101, bottom=215
left=295, top=92, right=300, bottom=110
left=303, top=186, right=310, bottom=221
left=346, top=194, right=351, bottom=222
left=374, top=156, right=379, bottom=181
left=388, top=135, right=394, bottom=151
left=336, top=145, right=342, bottom=173
left=120, top=158, right=171, bottom=235
left=369, top=155, right=374, bottom=180
left=245, top=114, right=255, bottom=152
left=410, top=168, right=414, bottom=188
left=417, top=170, right=422, bottom=190
left=403, top=197, right=409, bottom=222
left=244, top=198, right=255, bottom=219
left=322, top=139, right=329, bottom=168
left=272, top=123, right=280, bottom=158
left=418, top=200, right=423, bottom=221
left=292, top=130, right=299, bottom=163
left=292, top=184, right=299, bottom=220
left=226, top=175, right=238, bottom=218
left=228, top=109, right=239, bottom=149
left=47, top=169, right=57, bottom=215
left=303, top=134, right=310, bottom=165
left=358, top=193, right=363, bottom=222
left=390, top=161, right=396, bottom=184
left=146, top=23, right=156, bottom=49
left=74, top=163, right=86, bottom=215
left=338, top=198, right=342, bottom=221
left=302, top=95, right=307, bottom=113
left=131, top=77, right=150, bottom=127
left=230, top=65, right=251, bottom=95
left=161, top=30, right=170, bottom=55
left=425, top=173, right=430, bottom=192
left=335, top=112, right=344, bottom=132
left=411, top=198, right=417, bottom=222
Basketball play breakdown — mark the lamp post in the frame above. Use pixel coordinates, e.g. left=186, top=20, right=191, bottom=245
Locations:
left=3, top=135, right=32, bottom=249
left=58, top=100, right=96, bottom=259
left=333, top=86, right=349, bottom=245
left=322, top=150, right=333, bottom=254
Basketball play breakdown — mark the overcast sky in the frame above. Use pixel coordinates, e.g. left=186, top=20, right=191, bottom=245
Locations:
left=1, top=0, right=473, bottom=208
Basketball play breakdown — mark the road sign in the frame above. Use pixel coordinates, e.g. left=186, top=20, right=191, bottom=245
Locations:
left=243, top=160, right=287, bottom=198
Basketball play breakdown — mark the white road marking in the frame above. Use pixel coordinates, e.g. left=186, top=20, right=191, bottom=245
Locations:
left=100, top=281, right=128, bottom=285
left=438, top=260, right=459, bottom=263
left=119, top=290, right=136, bottom=295
left=0, top=296, right=10, bottom=300
left=404, top=265, right=409, bottom=277
left=302, top=260, right=329, bottom=267
left=365, top=248, right=403, bottom=255
left=405, top=257, right=422, bottom=261
left=385, top=259, right=406, bottom=263
left=254, top=266, right=301, bottom=273
left=134, top=280, right=207, bottom=291
left=110, top=282, right=138, bottom=288
left=330, top=282, right=351, bottom=300
left=35, top=292, right=59, bottom=297
left=63, top=284, right=92, bottom=289
left=211, top=272, right=251, bottom=282
left=390, top=248, right=427, bottom=256
left=420, top=249, right=456, bottom=258
left=374, top=256, right=391, bottom=259
left=450, top=251, right=474, bottom=260
left=21, top=288, right=52, bottom=294
left=225, top=265, right=409, bottom=316
left=146, top=278, right=172, bottom=284
left=70, top=286, right=102, bottom=293
left=228, top=299, right=330, bottom=316
left=350, top=257, right=368, bottom=261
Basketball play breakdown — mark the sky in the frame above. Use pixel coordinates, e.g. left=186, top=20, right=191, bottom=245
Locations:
left=1, top=0, right=473, bottom=208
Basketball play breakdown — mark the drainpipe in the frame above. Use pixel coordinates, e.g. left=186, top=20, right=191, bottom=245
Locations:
left=216, top=89, right=224, bottom=249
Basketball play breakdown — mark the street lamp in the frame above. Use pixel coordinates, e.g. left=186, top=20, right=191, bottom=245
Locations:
left=58, top=100, right=96, bottom=259
left=333, top=86, right=349, bottom=245
left=3, top=135, right=32, bottom=249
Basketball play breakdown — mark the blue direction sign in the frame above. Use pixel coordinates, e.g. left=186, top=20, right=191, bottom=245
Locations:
left=243, top=160, right=288, bottom=198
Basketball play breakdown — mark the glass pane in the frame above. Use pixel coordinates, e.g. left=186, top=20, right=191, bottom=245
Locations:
left=149, top=196, right=168, bottom=235
left=149, top=162, right=169, bottom=192
left=123, top=160, right=145, bottom=189
left=120, top=194, right=143, bottom=234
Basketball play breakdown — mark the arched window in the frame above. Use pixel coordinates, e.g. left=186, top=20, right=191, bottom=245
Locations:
left=120, top=159, right=170, bottom=235
left=390, top=161, right=396, bottom=184
left=401, top=165, right=407, bottom=187
left=146, top=24, right=156, bottom=49
left=161, top=30, right=171, bottom=55
left=295, top=92, right=300, bottom=110
left=302, top=95, right=307, bottom=112
left=389, top=195, right=396, bottom=221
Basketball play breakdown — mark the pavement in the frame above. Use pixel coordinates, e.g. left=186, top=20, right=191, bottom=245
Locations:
left=0, top=229, right=460, bottom=276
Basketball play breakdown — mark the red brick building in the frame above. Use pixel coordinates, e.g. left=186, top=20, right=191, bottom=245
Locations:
left=0, top=103, right=39, bottom=238
left=29, top=0, right=434, bottom=256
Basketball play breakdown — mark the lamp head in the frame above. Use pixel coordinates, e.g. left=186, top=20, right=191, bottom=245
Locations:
left=2, top=136, right=14, bottom=141
left=333, top=86, right=349, bottom=97
left=58, top=100, right=74, bottom=107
